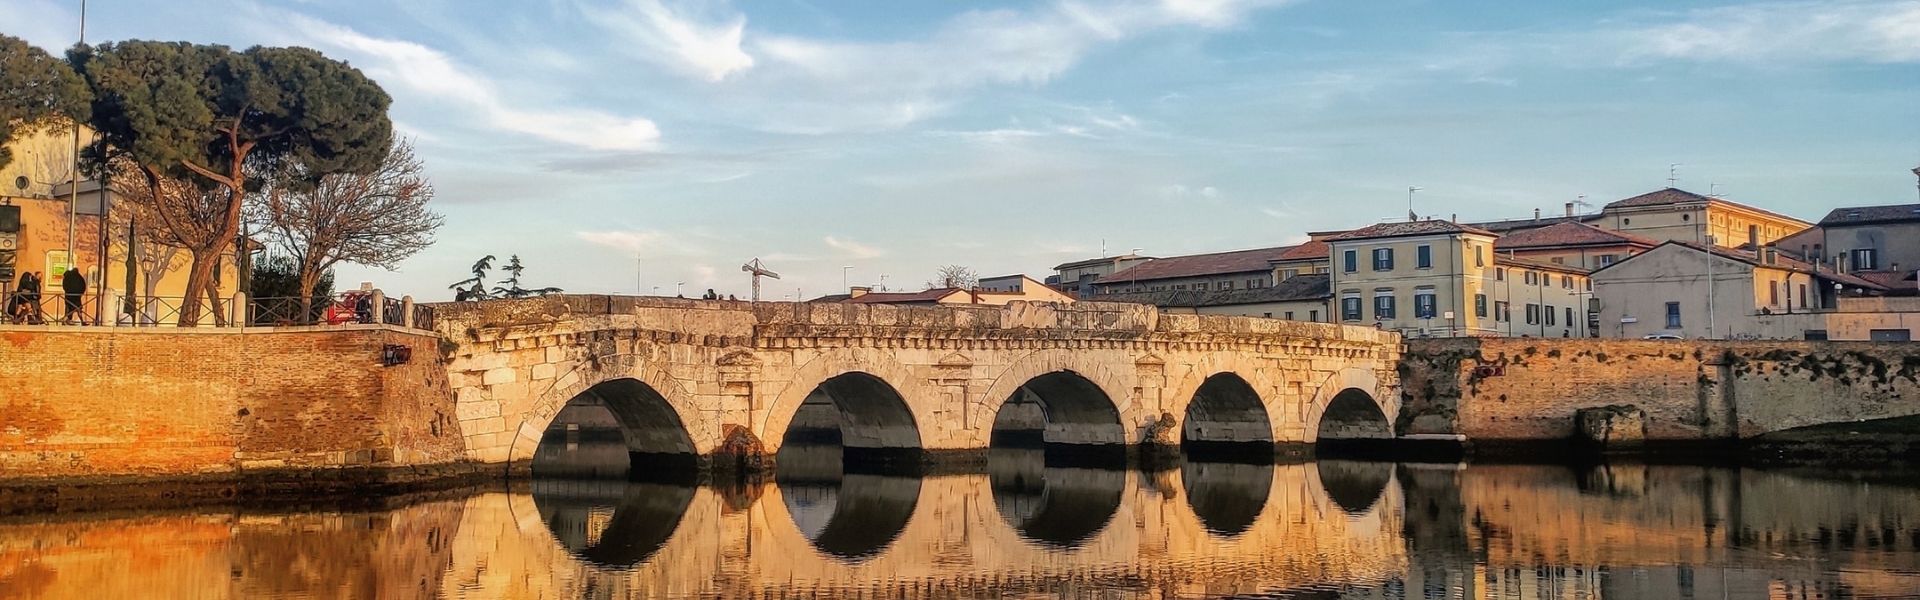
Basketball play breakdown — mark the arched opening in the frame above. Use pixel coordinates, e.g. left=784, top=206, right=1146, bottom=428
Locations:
left=778, top=372, right=922, bottom=471
left=1181, top=373, right=1275, bottom=461
left=533, top=378, right=697, bottom=481
left=1181, top=459, right=1274, bottom=537
left=1316, top=459, right=1393, bottom=515
left=1316, top=388, right=1394, bottom=457
left=531, top=479, right=695, bottom=568
left=988, top=447, right=1125, bottom=548
left=775, top=442, right=922, bottom=561
left=991, top=370, right=1125, bottom=461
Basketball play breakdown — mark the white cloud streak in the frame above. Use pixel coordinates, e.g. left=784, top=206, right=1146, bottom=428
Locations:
left=282, top=14, right=663, bottom=151
left=1609, top=1, right=1920, bottom=64
left=824, top=236, right=886, bottom=259
left=583, top=0, right=756, bottom=81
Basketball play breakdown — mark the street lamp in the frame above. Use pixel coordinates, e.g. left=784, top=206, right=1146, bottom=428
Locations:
left=675, top=282, right=684, bottom=297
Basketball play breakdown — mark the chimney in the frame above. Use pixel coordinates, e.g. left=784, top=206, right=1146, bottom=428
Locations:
left=1564, top=202, right=1575, bottom=217
left=1533, top=208, right=1541, bottom=221
left=1450, top=213, right=1458, bottom=223
left=1763, top=248, right=1777, bottom=266
left=849, top=286, right=870, bottom=298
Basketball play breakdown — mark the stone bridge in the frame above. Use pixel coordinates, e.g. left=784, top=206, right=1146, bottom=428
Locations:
left=432, top=296, right=1402, bottom=468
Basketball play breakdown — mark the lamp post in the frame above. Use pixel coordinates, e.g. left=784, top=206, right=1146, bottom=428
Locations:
left=64, top=0, right=88, bottom=273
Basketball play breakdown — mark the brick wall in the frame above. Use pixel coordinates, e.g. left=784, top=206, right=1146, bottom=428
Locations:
left=1400, top=338, right=1920, bottom=441
left=0, top=327, right=463, bottom=481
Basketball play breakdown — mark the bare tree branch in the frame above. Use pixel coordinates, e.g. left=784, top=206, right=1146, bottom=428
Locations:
left=251, top=137, right=442, bottom=306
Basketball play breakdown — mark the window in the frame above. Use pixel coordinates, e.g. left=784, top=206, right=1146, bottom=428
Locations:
left=1851, top=248, right=1879, bottom=271
left=1280, top=269, right=1299, bottom=281
left=1309, top=310, right=1319, bottom=322
left=1799, top=284, right=1808, bottom=309
left=1373, top=248, right=1394, bottom=271
left=1623, top=217, right=1631, bottom=225
left=1283, top=312, right=1292, bottom=320
left=1264, top=312, right=1274, bottom=318
left=1475, top=246, right=1485, bottom=267
left=1565, top=307, right=1575, bottom=327
left=1562, top=276, right=1573, bottom=290
left=1544, top=305, right=1556, bottom=326
left=1341, top=294, right=1362, bottom=321
left=1599, top=254, right=1617, bottom=266
left=1496, top=268, right=1506, bottom=281
left=1342, top=250, right=1358, bottom=273
left=1373, top=292, right=1396, bottom=319
left=1525, top=271, right=1537, bottom=285
left=1495, top=301, right=1510, bottom=323
left=1417, top=245, right=1433, bottom=269
left=1525, top=303, right=1540, bottom=325
left=1475, top=294, right=1488, bottom=318
left=1747, top=224, right=1758, bottom=248
left=1769, top=281, right=1779, bottom=306
left=1550, top=257, right=1565, bottom=264
left=1804, top=330, right=1829, bottom=341
left=1222, top=280, right=1236, bottom=291
left=1414, top=288, right=1437, bottom=318
left=1665, top=302, right=1682, bottom=328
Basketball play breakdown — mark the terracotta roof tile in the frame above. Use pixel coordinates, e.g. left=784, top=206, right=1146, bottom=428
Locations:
left=1095, top=245, right=1292, bottom=284
left=1818, top=203, right=1920, bottom=227
left=1325, top=220, right=1495, bottom=241
left=1494, top=255, right=1592, bottom=275
left=1100, top=274, right=1332, bottom=308
left=1274, top=239, right=1330, bottom=261
left=1494, top=221, right=1660, bottom=250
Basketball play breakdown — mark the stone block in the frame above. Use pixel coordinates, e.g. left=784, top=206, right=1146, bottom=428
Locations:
left=482, top=367, right=518, bottom=385
left=456, top=400, right=501, bottom=421
left=1574, top=405, right=1647, bottom=446
left=530, top=363, right=557, bottom=381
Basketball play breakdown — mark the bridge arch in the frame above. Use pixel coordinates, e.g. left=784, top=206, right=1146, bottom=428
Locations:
left=506, top=355, right=718, bottom=465
left=762, top=351, right=934, bottom=453
left=1302, top=367, right=1396, bottom=443
left=977, top=350, right=1136, bottom=447
left=1161, top=354, right=1287, bottom=444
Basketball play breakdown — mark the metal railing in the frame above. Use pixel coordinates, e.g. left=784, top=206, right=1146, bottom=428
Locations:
left=4, top=287, right=435, bottom=331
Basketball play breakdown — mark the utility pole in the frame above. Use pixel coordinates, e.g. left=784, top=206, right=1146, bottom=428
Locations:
left=842, top=265, right=852, bottom=292
left=65, top=0, right=88, bottom=275
left=1705, top=235, right=1717, bottom=339
left=1407, top=186, right=1422, bottom=221
left=1668, top=163, right=1681, bottom=188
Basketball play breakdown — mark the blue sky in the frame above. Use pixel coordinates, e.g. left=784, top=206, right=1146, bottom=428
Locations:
left=4, top=0, right=1918, bottom=300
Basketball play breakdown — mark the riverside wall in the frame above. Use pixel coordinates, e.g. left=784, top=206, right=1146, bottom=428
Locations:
left=0, top=326, right=469, bottom=492
left=1398, top=338, right=1920, bottom=443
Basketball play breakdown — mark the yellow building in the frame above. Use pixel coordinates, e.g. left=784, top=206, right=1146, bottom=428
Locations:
left=1, top=126, right=243, bottom=324
left=1596, top=188, right=1812, bottom=249
left=1328, top=220, right=1593, bottom=338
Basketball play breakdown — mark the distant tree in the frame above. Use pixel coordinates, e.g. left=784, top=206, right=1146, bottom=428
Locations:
left=248, top=254, right=334, bottom=324
left=491, top=255, right=563, bottom=298
left=74, top=41, right=392, bottom=325
left=927, top=264, right=978, bottom=290
left=449, top=255, right=495, bottom=301
left=253, top=137, right=442, bottom=319
left=0, top=34, right=89, bottom=169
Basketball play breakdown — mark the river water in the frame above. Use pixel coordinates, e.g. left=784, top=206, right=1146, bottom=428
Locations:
left=3, top=444, right=1919, bottom=599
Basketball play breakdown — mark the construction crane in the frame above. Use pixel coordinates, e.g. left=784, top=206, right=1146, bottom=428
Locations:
left=742, top=258, right=780, bottom=302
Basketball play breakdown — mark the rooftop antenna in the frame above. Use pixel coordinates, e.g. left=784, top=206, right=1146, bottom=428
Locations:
left=1407, top=186, right=1422, bottom=222
left=741, top=258, right=781, bottom=302
left=1667, top=163, right=1682, bottom=188
left=1101, top=239, right=1107, bottom=258
left=1709, top=182, right=1722, bottom=198
left=1574, top=194, right=1594, bottom=213
left=1910, top=164, right=1919, bottom=202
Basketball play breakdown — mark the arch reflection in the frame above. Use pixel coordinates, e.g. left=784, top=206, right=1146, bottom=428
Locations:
left=775, top=443, right=922, bottom=561
left=1316, top=459, right=1394, bottom=515
left=531, top=479, right=696, bottom=569
left=1181, top=459, right=1275, bottom=537
left=988, top=447, right=1125, bottom=548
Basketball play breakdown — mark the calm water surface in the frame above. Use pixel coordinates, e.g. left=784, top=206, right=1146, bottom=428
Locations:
left=4, top=446, right=1920, bottom=599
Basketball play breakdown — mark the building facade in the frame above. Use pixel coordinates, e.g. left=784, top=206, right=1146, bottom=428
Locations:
left=1492, top=221, right=1658, bottom=271
left=1774, top=203, right=1920, bottom=294
left=1590, top=242, right=1892, bottom=340
left=1596, top=188, right=1812, bottom=249
left=1327, top=221, right=1593, bottom=338
left=1050, top=254, right=1155, bottom=299
left=1100, top=273, right=1332, bottom=322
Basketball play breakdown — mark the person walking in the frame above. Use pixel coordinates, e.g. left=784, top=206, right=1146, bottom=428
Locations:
left=62, top=265, right=88, bottom=325
left=16, top=271, right=41, bottom=324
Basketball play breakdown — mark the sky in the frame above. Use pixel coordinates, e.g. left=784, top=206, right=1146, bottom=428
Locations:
left=4, top=0, right=1918, bottom=300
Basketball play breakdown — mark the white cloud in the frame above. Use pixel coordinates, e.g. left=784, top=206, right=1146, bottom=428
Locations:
left=824, top=236, right=885, bottom=259
left=281, top=13, right=662, bottom=151
left=742, top=0, right=1296, bottom=132
left=1609, top=1, right=1920, bottom=64
left=1161, top=184, right=1221, bottom=198
left=576, top=230, right=672, bottom=253
left=583, top=0, right=756, bottom=81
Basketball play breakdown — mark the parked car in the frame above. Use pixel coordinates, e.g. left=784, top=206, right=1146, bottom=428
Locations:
left=1642, top=333, right=1684, bottom=340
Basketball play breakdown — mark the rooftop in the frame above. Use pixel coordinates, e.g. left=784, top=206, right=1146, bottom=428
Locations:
left=1053, top=253, right=1154, bottom=271
left=1326, top=220, right=1496, bottom=242
left=1495, top=254, right=1593, bottom=276
left=1596, top=241, right=1886, bottom=291
left=1494, top=221, right=1660, bottom=250
left=1468, top=214, right=1603, bottom=234
left=1817, top=203, right=1920, bottom=227
left=1273, top=239, right=1330, bottom=262
left=1100, top=273, right=1332, bottom=308
left=1604, top=187, right=1810, bottom=225
left=1095, top=245, right=1293, bottom=284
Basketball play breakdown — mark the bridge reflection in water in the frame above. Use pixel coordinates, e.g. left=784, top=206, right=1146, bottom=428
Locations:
left=9, top=463, right=1920, bottom=598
